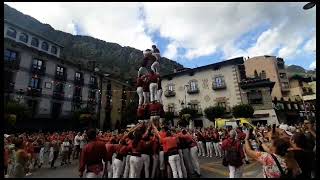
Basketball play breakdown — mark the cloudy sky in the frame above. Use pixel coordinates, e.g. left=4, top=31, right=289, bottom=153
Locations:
left=5, top=2, right=316, bottom=70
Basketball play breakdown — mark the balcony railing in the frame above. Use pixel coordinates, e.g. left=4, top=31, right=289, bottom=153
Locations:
left=212, top=83, right=226, bottom=90
left=74, top=77, right=84, bottom=86
left=4, top=60, right=20, bottom=70
left=187, top=88, right=199, bottom=94
left=54, top=73, right=67, bottom=81
left=72, top=95, right=82, bottom=103
left=164, top=90, right=176, bottom=97
left=26, top=86, right=42, bottom=97
left=5, top=82, right=15, bottom=93
left=52, top=91, right=65, bottom=100
left=31, top=66, right=46, bottom=75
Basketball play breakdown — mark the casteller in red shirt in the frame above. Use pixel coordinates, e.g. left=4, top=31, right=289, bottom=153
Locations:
left=221, top=137, right=244, bottom=166
left=148, top=72, right=159, bottom=83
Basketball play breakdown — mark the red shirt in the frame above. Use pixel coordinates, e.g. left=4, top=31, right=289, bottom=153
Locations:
left=161, top=136, right=179, bottom=153
left=182, top=134, right=197, bottom=148
left=4, top=147, right=8, bottom=166
left=79, top=139, right=108, bottom=174
left=142, top=76, right=150, bottom=92
left=237, top=131, right=246, bottom=141
left=149, top=73, right=159, bottom=83
left=149, top=102, right=162, bottom=116
left=136, top=77, right=144, bottom=87
left=221, top=138, right=244, bottom=163
left=159, top=130, right=167, bottom=139
left=151, top=137, right=160, bottom=154
left=131, top=140, right=144, bottom=154
left=137, top=106, right=145, bottom=118
left=105, top=143, right=117, bottom=161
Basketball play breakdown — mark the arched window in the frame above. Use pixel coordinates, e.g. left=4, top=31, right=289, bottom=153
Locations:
left=19, top=33, right=29, bottom=43
left=6, top=27, right=17, bottom=38
left=41, top=42, right=49, bottom=51
left=261, top=70, right=266, bottom=79
left=31, top=37, right=39, bottom=47
left=51, top=46, right=57, bottom=54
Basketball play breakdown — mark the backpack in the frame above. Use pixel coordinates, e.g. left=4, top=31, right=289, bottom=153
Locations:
left=225, top=140, right=242, bottom=167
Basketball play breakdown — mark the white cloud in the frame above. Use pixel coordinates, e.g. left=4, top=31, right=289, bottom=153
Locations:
left=5, top=2, right=154, bottom=50
left=309, top=60, right=316, bottom=70
left=5, top=2, right=316, bottom=66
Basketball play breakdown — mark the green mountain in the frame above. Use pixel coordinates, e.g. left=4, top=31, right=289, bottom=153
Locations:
left=4, top=4, right=183, bottom=81
left=286, top=65, right=316, bottom=78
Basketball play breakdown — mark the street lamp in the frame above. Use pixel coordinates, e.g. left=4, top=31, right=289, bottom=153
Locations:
left=303, top=2, right=316, bottom=10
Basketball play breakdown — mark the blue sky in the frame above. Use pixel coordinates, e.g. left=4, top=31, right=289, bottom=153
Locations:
left=5, top=2, right=316, bottom=70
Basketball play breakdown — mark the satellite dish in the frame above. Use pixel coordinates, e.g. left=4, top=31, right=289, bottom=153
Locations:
left=303, top=2, right=315, bottom=10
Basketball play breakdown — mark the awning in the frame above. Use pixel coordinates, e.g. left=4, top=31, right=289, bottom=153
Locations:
left=253, top=113, right=269, bottom=118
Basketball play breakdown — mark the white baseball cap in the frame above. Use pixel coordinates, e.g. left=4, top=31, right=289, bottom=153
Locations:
left=279, top=124, right=293, bottom=136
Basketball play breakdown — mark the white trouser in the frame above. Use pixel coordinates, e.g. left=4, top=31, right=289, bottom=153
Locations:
left=112, top=158, right=123, bottom=178
left=123, top=155, right=131, bottom=178
left=49, top=147, right=54, bottom=162
left=206, top=142, right=213, bottom=157
left=157, top=89, right=163, bottom=104
left=159, top=151, right=165, bottom=171
left=137, top=87, right=143, bottom=106
left=141, top=154, right=150, bottom=178
left=86, top=171, right=103, bottom=178
left=138, top=67, right=148, bottom=77
left=190, top=146, right=200, bottom=175
left=129, top=155, right=143, bottom=178
left=228, top=165, right=243, bottom=178
left=178, top=149, right=188, bottom=178
left=143, top=92, right=150, bottom=104
left=107, top=161, right=113, bottom=178
left=168, top=154, right=183, bottom=178
left=198, top=141, right=205, bottom=156
left=182, top=148, right=194, bottom=175
left=149, top=83, right=158, bottom=102
left=39, top=148, right=45, bottom=164
left=152, top=53, right=161, bottom=61
left=151, top=154, right=159, bottom=178
left=151, top=61, right=160, bottom=74
left=213, top=142, right=222, bottom=157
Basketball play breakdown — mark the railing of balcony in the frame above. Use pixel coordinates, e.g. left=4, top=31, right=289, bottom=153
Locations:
left=26, top=86, right=42, bottom=97
left=31, top=65, right=46, bottom=75
left=187, top=88, right=199, bottom=94
left=164, top=90, right=176, bottom=97
left=54, top=73, right=67, bottom=81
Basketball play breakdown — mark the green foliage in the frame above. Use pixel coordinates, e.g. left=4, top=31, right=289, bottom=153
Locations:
left=179, top=107, right=197, bottom=119
left=232, top=104, right=254, bottom=118
left=204, top=106, right=225, bottom=123
left=4, top=100, right=31, bottom=121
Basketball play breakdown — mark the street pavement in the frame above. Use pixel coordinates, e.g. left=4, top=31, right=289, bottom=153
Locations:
left=26, top=156, right=263, bottom=178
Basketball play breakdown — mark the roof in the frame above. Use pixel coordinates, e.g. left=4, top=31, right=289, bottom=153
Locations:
left=4, top=19, right=64, bottom=48
left=162, top=57, right=244, bottom=79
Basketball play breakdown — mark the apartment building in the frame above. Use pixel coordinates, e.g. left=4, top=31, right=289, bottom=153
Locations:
left=161, top=57, right=246, bottom=127
left=244, top=55, right=290, bottom=99
left=4, top=19, right=135, bottom=130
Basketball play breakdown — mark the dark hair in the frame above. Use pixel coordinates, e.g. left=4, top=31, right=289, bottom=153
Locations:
left=291, top=132, right=307, bottom=148
left=182, top=129, right=187, bottom=135
left=237, top=127, right=242, bottom=131
left=110, top=139, right=117, bottom=144
left=14, top=137, right=24, bottom=149
left=87, top=129, right=96, bottom=141
left=273, top=138, right=290, bottom=156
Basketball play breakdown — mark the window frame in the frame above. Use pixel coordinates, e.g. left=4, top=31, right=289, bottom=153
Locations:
left=51, top=46, right=57, bottom=54
left=31, top=37, right=39, bottom=47
left=56, top=66, right=64, bottom=76
left=6, top=27, right=17, bottom=38
left=189, top=80, right=198, bottom=91
left=4, top=49, right=18, bottom=61
left=41, top=42, right=49, bottom=51
left=32, top=59, right=43, bottom=70
left=30, top=76, right=41, bottom=89
left=19, top=33, right=29, bottom=43
left=247, top=90, right=263, bottom=104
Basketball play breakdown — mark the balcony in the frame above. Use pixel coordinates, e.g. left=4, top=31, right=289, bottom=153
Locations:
left=54, top=73, right=67, bottom=81
left=26, top=86, right=42, bottom=97
left=5, top=82, right=15, bottom=93
left=187, top=88, right=199, bottom=94
left=74, top=77, right=84, bottom=86
left=89, top=83, right=98, bottom=89
left=52, top=91, right=65, bottom=100
left=31, top=66, right=46, bottom=75
left=4, top=60, right=20, bottom=70
left=212, top=83, right=226, bottom=90
left=72, top=95, right=82, bottom=103
left=164, top=90, right=176, bottom=97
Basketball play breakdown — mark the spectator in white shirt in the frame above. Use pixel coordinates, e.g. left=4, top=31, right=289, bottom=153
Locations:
left=73, top=132, right=81, bottom=160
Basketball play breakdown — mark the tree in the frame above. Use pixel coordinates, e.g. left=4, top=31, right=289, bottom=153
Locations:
left=179, top=107, right=197, bottom=127
left=204, top=106, right=225, bottom=126
left=4, top=100, right=31, bottom=128
left=232, top=104, right=254, bottom=118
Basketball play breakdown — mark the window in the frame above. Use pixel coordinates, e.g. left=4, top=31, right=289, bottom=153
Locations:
left=51, top=46, right=57, bottom=54
left=45, top=82, right=52, bottom=89
left=4, top=49, right=17, bottom=61
left=89, top=89, right=96, bottom=99
left=51, top=102, right=62, bottom=118
left=41, top=42, right=49, bottom=51
left=31, top=37, right=39, bottom=47
left=260, top=71, right=266, bottom=79
left=247, top=90, right=263, bottom=104
left=213, top=76, right=226, bottom=89
left=19, top=33, right=28, bottom=43
left=90, top=76, right=96, bottom=84
left=281, top=82, right=289, bottom=89
left=75, top=72, right=81, bottom=79
left=189, top=80, right=198, bottom=91
left=30, top=76, right=40, bottom=89
left=190, top=104, right=199, bottom=111
left=6, top=27, right=16, bottom=38
left=32, top=59, right=43, bottom=69
left=279, top=73, right=287, bottom=79
left=217, top=102, right=227, bottom=109
left=56, top=66, right=64, bottom=76
left=168, top=106, right=174, bottom=112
